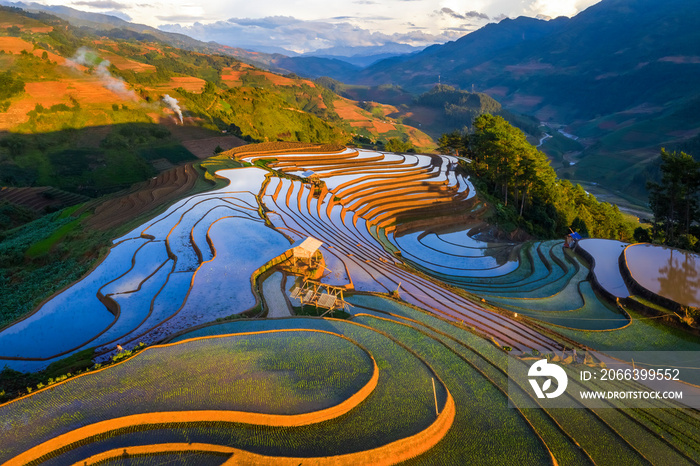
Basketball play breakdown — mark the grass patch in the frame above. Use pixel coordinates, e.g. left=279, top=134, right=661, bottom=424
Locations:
left=24, top=213, right=86, bottom=258
left=0, top=328, right=386, bottom=462
left=0, top=348, right=95, bottom=402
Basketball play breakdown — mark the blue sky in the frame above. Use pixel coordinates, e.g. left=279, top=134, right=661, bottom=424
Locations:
left=51, top=0, right=602, bottom=53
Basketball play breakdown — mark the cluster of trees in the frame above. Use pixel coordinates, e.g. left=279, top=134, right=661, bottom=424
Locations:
left=100, top=123, right=170, bottom=150
left=645, top=149, right=700, bottom=251
left=416, top=85, right=541, bottom=136
left=0, top=71, right=25, bottom=100
left=417, top=85, right=502, bottom=132
left=384, top=138, right=414, bottom=153
left=439, top=114, right=634, bottom=240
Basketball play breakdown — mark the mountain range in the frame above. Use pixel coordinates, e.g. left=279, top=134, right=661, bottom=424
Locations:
left=0, top=4, right=433, bottom=201
left=2, top=0, right=699, bottom=209
left=0, top=1, right=424, bottom=72
left=345, top=0, right=700, bottom=206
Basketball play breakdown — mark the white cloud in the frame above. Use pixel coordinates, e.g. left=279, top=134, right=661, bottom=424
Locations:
left=160, top=16, right=463, bottom=53
left=72, top=0, right=129, bottom=9
left=525, top=0, right=599, bottom=19
left=54, top=0, right=604, bottom=54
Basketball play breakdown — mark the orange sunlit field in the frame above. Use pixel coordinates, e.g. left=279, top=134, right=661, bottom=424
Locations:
left=0, top=36, right=65, bottom=63
left=98, top=51, right=156, bottom=72
left=0, top=78, right=135, bottom=130
left=0, top=36, right=34, bottom=54
left=157, top=76, right=206, bottom=92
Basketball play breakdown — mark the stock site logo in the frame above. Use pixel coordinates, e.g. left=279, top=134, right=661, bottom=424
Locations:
left=528, top=359, right=568, bottom=399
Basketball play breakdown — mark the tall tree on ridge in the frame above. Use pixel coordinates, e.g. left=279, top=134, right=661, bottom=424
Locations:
left=647, top=149, right=700, bottom=246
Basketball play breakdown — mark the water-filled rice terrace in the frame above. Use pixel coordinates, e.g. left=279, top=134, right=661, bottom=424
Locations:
left=1, top=146, right=699, bottom=464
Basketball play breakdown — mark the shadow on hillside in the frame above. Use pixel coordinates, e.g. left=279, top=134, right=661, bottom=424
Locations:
left=0, top=122, right=229, bottom=198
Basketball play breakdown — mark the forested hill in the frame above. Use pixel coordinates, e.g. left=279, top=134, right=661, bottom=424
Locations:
left=0, top=5, right=433, bottom=197
left=409, top=85, right=541, bottom=137
left=350, top=0, right=700, bottom=206
left=439, top=115, right=637, bottom=241
left=356, top=0, right=700, bottom=122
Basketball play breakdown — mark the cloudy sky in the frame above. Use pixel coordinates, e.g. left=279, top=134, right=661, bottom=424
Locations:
left=55, top=0, right=602, bottom=53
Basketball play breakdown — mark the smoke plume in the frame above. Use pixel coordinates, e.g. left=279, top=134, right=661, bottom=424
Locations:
left=67, top=47, right=137, bottom=100
left=162, top=95, right=183, bottom=124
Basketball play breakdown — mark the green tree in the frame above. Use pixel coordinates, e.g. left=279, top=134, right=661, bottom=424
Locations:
left=384, top=138, right=413, bottom=153
left=647, top=149, right=700, bottom=245
left=633, top=226, right=651, bottom=243
left=447, top=114, right=637, bottom=240
left=437, top=131, right=465, bottom=156
left=466, top=114, right=553, bottom=210
left=0, top=71, right=25, bottom=100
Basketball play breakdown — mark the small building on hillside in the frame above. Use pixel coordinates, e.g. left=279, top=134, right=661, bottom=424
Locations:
left=301, top=170, right=320, bottom=184
left=291, top=237, right=323, bottom=264
left=565, top=231, right=582, bottom=249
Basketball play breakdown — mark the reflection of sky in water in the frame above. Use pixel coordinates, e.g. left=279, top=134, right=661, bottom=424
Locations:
left=626, top=244, right=700, bottom=307
left=577, top=239, right=630, bottom=298
left=0, top=168, right=273, bottom=371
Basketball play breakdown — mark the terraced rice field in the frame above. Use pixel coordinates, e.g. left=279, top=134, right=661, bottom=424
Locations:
left=247, top=149, right=563, bottom=354
left=0, top=147, right=564, bottom=372
left=3, top=146, right=696, bottom=372
left=0, top=167, right=291, bottom=371
left=1, top=144, right=699, bottom=463
left=0, top=187, right=90, bottom=213
left=624, top=243, right=700, bottom=308
left=82, top=163, right=201, bottom=231
left=0, top=329, right=383, bottom=464
left=2, top=299, right=697, bottom=464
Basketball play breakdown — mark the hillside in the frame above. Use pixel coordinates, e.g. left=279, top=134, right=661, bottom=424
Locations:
left=315, top=80, right=541, bottom=142
left=353, top=0, right=700, bottom=206
left=0, top=2, right=425, bottom=85
left=0, top=0, right=291, bottom=71
left=0, top=5, right=433, bottom=199
left=358, top=0, right=700, bottom=122
left=356, top=16, right=568, bottom=93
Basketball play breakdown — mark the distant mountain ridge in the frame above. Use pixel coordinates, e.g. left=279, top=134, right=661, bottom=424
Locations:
left=351, top=0, right=700, bottom=205
left=0, top=0, right=291, bottom=71
left=357, top=0, right=700, bottom=122
left=302, top=43, right=424, bottom=68
left=0, top=1, right=424, bottom=77
left=356, top=16, right=570, bottom=91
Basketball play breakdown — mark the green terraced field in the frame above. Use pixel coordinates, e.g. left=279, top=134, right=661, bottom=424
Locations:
left=8, top=296, right=686, bottom=465
left=0, top=331, right=376, bottom=463
left=2, top=146, right=699, bottom=465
